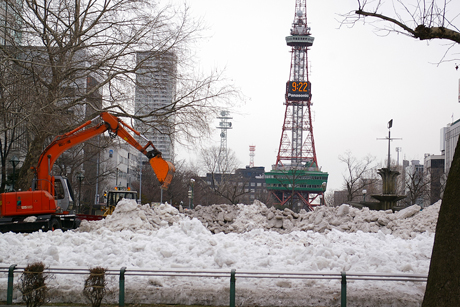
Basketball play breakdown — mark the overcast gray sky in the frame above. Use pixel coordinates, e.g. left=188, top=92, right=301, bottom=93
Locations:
left=174, top=0, right=460, bottom=192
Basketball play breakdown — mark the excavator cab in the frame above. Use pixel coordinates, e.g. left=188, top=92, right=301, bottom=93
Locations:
left=29, top=175, right=75, bottom=213
left=53, top=176, right=75, bottom=212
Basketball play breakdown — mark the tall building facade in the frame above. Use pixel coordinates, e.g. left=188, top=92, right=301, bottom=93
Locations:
left=134, top=51, right=177, bottom=162
left=101, top=142, right=140, bottom=190
left=441, top=119, right=460, bottom=175
left=423, top=154, right=445, bottom=207
left=0, top=0, right=22, bottom=46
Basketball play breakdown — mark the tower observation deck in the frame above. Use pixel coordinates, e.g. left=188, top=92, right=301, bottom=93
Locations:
left=265, top=0, right=328, bottom=212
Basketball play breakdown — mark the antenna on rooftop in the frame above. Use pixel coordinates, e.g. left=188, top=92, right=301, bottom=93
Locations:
left=217, top=110, right=232, bottom=173
left=249, top=145, right=255, bottom=168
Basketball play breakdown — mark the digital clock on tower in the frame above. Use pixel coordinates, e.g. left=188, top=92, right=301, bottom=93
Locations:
left=286, top=81, right=311, bottom=101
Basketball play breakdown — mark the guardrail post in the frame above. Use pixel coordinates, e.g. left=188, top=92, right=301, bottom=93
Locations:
left=7, top=264, right=17, bottom=305
left=119, top=267, right=127, bottom=307
left=230, top=269, right=236, bottom=307
left=341, top=271, right=347, bottom=307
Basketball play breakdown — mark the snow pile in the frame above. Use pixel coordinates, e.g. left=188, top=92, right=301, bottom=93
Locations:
left=0, top=199, right=442, bottom=307
left=183, top=199, right=440, bottom=238
left=79, top=199, right=440, bottom=239
left=78, top=201, right=187, bottom=233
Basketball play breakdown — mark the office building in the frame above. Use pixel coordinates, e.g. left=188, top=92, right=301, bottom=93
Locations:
left=134, top=51, right=177, bottom=162
left=441, top=119, right=460, bottom=175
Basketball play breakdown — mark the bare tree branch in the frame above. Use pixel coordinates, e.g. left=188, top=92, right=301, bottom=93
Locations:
left=349, top=0, right=460, bottom=43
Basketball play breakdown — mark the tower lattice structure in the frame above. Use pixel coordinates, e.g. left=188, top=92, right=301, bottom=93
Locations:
left=217, top=110, right=232, bottom=173
left=276, top=0, right=316, bottom=168
left=266, top=0, right=328, bottom=211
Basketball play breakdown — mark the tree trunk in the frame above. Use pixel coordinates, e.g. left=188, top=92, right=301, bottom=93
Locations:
left=422, top=141, right=460, bottom=306
left=16, top=135, right=47, bottom=191
left=1, top=160, right=6, bottom=192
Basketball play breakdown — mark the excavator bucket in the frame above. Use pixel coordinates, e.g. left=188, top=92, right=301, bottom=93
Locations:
left=149, top=156, right=175, bottom=190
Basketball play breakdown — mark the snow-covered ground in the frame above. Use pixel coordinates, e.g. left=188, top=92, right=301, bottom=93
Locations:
left=0, top=200, right=439, bottom=306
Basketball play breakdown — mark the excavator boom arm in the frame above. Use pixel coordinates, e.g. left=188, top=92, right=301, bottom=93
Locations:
left=35, top=112, right=175, bottom=194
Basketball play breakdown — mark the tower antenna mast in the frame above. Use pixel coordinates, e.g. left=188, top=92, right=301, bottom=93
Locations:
left=217, top=110, right=232, bottom=173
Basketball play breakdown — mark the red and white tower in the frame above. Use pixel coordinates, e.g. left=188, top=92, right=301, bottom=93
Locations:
left=276, top=0, right=316, bottom=168
left=249, top=145, right=255, bottom=168
left=265, top=0, right=328, bottom=211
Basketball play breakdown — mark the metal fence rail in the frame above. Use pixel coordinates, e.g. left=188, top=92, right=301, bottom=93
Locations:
left=0, top=265, right=428, bottom=307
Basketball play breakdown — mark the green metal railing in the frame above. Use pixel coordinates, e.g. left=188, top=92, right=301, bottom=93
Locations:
left=0, top=265, right=427, bottom=307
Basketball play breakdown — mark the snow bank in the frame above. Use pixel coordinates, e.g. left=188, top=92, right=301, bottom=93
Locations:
left=0, top=199, right=441, bottom=307
left=77, top=199, right=440, bottom=239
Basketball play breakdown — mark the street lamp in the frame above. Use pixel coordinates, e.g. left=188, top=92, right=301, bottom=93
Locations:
left=138, top=155, right=143, bottom=204
left=77, top=172, right=85, bottom=212
left=362, top=189, right=367, bottom=202
left=321, top=182, right=327, bottom=206
left=189, top=178, right=195, bottom=209
left=10, top=156, right=19, bottom=191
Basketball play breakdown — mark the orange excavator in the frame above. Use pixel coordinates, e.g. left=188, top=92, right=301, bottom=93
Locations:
left=0, top=112, right=175, bottom=232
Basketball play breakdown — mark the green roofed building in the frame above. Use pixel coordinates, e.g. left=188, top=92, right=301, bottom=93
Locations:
left=265, top=163, right=328, bottom=211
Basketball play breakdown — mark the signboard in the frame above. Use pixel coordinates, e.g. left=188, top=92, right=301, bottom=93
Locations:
left=286, top=81, right=311, bottom=101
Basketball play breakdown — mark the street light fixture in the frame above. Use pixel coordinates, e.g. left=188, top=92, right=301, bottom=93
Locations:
left=321, top=182, right=327, bottom=206
left=77, top=172, right=85, bottom=212
left=10, top=156, right=19, bottom=191
left=189, top=178, right=195, bottom=209
left=138, top=155, right=143, bottom=204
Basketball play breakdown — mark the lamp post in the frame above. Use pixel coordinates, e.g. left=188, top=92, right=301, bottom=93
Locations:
left=10, top=156, right=19, bottom=191
left=362, top=189, right=367, bottom=202
left=77, top=172, right=85, bottom=212
left=138, top=155, right=143, bottom=204
left=321, top=182, right=327, bottom=206
left=189, top=178, right=195, bottom=209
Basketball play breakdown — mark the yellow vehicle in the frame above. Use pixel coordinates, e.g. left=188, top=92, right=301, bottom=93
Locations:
left=102, top=189, right=138, bottom=216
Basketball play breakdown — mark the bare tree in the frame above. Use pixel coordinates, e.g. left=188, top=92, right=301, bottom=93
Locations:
left=130, top=159, right=210, bottom=207
left=403, top=167, right=430, bottom=206
left=199, top=146, right=246, bottom=204
left=343, top=2, right=460, bottom=305
left=339, top=151, right=378, bottom=201
left=0, top=0, right=236, bottom=191
left=159, top=160, right=198, bottom=207
left=324, top=190, right=335, bottom=207
left=0, top=42, right=30, bottom=192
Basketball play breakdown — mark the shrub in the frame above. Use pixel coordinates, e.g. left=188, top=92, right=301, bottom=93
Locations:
left=83, top=266, right=107, bottom=307
left=18, top=262, right=49, bottom=307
